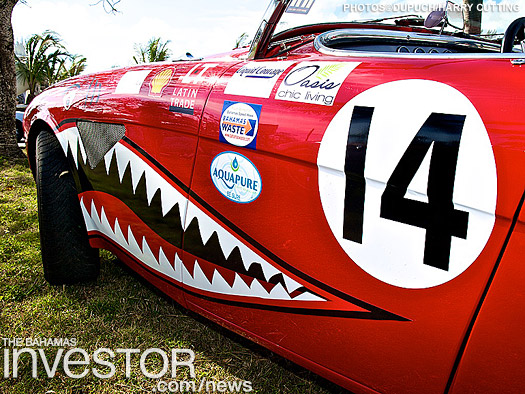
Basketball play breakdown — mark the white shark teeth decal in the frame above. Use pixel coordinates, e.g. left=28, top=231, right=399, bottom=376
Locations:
left=80, top=197, right=96, bottom=232
left=104, top=142, right=187, bottom=224
left=55, top=127, right=87, bottom=168
left=185, top=202, right=287, bottom=283
left=56, top=126, right=186, bottom=225
left=82, top=196, right=324, bottom=302
left=283, top=275, right=303, bottom=294
left=181, top=260, right=322, bottom=301
left=80, top=197, right=182, bottom=283
left=68, top=125, right=324, bottom=302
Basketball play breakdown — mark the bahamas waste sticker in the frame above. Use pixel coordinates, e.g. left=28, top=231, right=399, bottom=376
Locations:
left=276, top=62, right=360, bottom=106
left=219, top=101, right=261, bottom=149
left=210, top=152, right=262, bottom=204
left=224, top=61, right=293, bottom=98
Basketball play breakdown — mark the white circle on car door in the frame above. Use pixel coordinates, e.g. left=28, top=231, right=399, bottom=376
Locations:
left=317, top=80, right=497, bottom=289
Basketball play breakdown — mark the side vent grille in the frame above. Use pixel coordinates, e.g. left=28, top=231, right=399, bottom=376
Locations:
left=77, top=121, right=126, bottom=169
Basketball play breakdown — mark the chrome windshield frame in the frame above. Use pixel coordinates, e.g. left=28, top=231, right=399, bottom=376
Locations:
left=314, top=29, right=523, bottom=59
left=248, top=0, right=292, bottom=60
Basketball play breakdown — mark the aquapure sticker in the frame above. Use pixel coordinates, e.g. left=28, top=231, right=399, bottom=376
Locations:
left=220, top=101, right=261, bottom=149
left=210, top=152, right=262, bottom=204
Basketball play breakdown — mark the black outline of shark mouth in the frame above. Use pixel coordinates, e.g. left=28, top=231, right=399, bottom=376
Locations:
left=54, top=119, right=409, bottom=322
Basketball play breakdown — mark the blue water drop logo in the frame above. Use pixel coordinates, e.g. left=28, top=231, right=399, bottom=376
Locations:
left=231, top=157, right=239, bottom=172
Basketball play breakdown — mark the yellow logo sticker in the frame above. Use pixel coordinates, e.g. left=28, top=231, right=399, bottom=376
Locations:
left=150, top=68, right=174, bottom=96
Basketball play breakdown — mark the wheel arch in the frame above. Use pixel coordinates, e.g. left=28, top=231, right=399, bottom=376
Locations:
left=27, top=120, right=55, bottom=179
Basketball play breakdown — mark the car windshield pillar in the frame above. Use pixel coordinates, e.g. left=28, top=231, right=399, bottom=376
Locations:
left=248, top=0, right=291, bottom=60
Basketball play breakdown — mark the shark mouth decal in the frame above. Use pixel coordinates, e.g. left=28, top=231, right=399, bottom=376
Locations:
left=54, top=122, right=408, bottom=320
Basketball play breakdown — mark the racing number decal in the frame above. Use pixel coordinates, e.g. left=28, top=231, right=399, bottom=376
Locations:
left=345, top=109, right=469, bottom=272
left=318, top=80, right=497, bottom=289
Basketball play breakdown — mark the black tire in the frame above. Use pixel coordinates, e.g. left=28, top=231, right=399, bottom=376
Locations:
left=35, top=130, right=99, bottom=285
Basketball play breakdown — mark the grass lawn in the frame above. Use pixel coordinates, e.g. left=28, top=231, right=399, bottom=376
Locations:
left=0, top=156, right=347, bottom=394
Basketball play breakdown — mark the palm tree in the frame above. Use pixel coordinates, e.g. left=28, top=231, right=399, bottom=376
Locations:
left=43, top=49, right=67, bottom=86
left=133, top=37, right=172, bottom=64
left=234, top=32, right=249, bottom=49
left=463, top=0, right=483, bottom=35
left=15, top=31, right=86, bottom=104
left=0, top=0, right=112, bottom=158
left=15, top=31, right=65, bottom=104
left=59, top=55, right=87, bottom=81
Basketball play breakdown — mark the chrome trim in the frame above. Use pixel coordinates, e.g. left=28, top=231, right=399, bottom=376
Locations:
left=248, top=0, right=292, bottom=60
left=313, top=29, right=525, bottom=60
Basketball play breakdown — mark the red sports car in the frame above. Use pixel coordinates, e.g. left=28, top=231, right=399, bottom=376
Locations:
left=24, top=1, right=525, bottom=392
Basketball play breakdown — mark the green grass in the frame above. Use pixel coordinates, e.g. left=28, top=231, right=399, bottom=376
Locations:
left=0, top=157, right=347, bottom=394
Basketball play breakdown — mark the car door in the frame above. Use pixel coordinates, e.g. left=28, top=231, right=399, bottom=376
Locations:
left=180, top=49, right=525, bottom=393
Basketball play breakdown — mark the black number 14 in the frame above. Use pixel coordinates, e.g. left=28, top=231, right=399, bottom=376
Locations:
left=343, top=106, right=469, bottom=272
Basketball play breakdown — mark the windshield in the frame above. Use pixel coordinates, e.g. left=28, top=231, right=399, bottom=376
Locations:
left=273, top=0, right=523, bottom=38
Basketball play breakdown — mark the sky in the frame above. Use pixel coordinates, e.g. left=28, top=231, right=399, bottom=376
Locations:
left=12, top=0, right=524, bottom=74
left=12, top=0, right=269, bottom=73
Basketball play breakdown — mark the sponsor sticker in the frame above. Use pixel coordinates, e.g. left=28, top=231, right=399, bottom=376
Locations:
left=180, top=63, right=218, bottom=85
left=219, top=101, right=261, bottom=149
left=84, top=78, right=102, bottom=106
left=224, top=61, right=293, bottom=98
left=210, top=152, right=262, bottom=204
left=170, top=85, right=199, bottom=115
left=286, top=0, right=316, bottom=14
left=276, top=62, right=360, bottom=106
left=317, top=80, right=497, bottom=288
left=149, top=68, right=174, bottom=97
left=115, top=70, right=151, bottom=95
left=63, top=83, right=81, bottom=110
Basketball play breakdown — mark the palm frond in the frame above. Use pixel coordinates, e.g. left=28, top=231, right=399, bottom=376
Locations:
left=133, top=37, right=171, bottom=63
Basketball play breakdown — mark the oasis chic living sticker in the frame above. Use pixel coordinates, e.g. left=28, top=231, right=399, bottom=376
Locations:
left=276, top=62, right=360, bottom=106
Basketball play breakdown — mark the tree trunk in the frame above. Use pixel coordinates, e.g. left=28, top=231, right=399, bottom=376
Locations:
left=463, top=0, right=483, bottom=35
left=0, top=0, right=24, bottom=158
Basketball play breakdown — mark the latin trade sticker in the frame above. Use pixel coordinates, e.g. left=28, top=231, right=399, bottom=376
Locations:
left=210, top=152, right=262, bottom=204
left=219, top=101, right=261, bottom=150
left=169, top=64, right=219, bottom=115
left=317, top=80, right=497, bottom=289
left=170, top=86, right=198, bottom=115
left=276, top=62, right=359, bottom=106
left=224, top=61, right=293, bottom=98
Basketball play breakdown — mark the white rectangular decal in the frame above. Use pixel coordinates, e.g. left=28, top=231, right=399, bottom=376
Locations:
left=287, top=0, right=316, bottom=14
left=275, top=62, right=360, bottom=106
left=115, top=70, right=152, bottom=95
left=224, top=61, right=294, bottom=99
